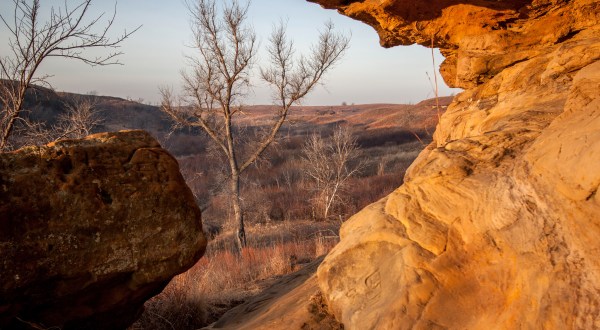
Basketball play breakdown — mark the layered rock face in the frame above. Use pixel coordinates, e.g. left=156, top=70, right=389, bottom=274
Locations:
left=0, top=131, right=206, bottom=329
left=309, top=0, right=600, bottom=328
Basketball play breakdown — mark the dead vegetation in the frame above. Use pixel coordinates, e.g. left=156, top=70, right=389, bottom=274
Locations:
left=14, top=85, right=449, bottom=329
left=131, top=221, right=339, bottom=329
left=130, top=98, right=446, bottom=328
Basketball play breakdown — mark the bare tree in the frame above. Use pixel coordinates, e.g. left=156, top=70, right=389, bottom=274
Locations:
left=161, top=0, right=349, bottom=252
left=302, top=125, right=364, bottom=220
left=0, top=0, right=139, bottom=151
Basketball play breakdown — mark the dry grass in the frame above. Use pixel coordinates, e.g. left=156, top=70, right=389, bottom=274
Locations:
left=130, top=222, right=339, bottom=330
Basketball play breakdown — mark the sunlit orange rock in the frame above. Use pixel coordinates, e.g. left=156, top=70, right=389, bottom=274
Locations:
left=310, top=0, right=599, bottom=89
left=309, top=0, right=600, bottom=328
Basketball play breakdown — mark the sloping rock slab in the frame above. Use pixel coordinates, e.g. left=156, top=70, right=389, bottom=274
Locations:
left=0, top=130, right=206, bottom=329
left=205, top=257, right=342, bottom=330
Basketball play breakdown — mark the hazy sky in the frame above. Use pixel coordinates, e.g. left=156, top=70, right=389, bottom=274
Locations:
left=0, top=0, right=460, bottom=105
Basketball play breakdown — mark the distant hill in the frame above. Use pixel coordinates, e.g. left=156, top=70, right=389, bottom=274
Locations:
left=16, top=86, right=172, bottom=134
left=15, top=85, right=453, bottom=154
left=232, top=96, right=452, bottom=131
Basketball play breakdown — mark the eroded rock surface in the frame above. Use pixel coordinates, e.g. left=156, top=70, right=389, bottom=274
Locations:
left=309, top=0, right=600, bottom=328
left=0, top=130, right=206, bottom=329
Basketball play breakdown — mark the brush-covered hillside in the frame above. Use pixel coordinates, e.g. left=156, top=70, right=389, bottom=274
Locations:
left=13, top=86, right=456, bottom=232
left=19, top=89, right=452, bottom=226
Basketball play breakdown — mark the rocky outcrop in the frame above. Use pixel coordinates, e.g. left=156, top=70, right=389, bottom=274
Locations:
left=0, top=130, right=206, bottom=329
left=309, top=0, right=600, bottom=328
left=310, top=0, right=599, bottom=89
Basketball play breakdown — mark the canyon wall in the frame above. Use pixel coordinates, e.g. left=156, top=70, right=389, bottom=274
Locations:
left=0, top=131, right=206, bottom=329
left=309, top=0, right=600, bottom=328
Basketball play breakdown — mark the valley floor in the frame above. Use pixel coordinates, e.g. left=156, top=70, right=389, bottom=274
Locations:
left=130, top=221, right=341, bottom=329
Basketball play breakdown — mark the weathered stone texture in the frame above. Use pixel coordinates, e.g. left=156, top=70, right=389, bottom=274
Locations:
left=309, top=0, right=600, bottom=328
left=0, top=130, right=206, bottom=329
left=310, top=0, right=600, bottom=89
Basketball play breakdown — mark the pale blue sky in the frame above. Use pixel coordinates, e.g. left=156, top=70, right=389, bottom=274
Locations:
left=0, top=0, right=460, bottom=105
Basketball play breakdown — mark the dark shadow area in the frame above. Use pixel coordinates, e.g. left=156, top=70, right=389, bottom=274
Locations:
left=310, top=0, right=534, bottom=21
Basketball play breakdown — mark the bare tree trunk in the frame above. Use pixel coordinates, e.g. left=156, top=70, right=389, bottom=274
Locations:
left=230, top=173, right=246, bottom=253
left=0, top=113, right=19, bottom=151
left=0, top=88, right=25, bottom=151
left=323, top=182, right=341, bottom=220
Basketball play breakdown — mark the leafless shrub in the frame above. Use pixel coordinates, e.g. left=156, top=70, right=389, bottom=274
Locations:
left=132, top=221, right=339, bottom=329
left=58, top=96, right=103, bottom=139
left=16, top=96, right=102, bottom=146
left=302, top=125, right=364, bottom=220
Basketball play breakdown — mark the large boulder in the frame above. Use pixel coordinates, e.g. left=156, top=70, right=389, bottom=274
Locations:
left=309, top=0, right=600, bottom=328
left=0, top=130, right=206, bottom=329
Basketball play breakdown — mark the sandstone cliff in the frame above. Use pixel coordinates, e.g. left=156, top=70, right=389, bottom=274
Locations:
left=0, top=131, right=206, bottom=329
left=308, top=0, right=600, bottom=328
